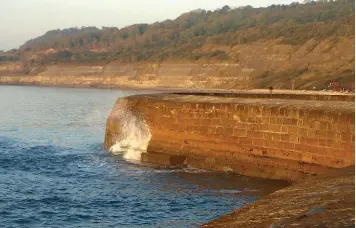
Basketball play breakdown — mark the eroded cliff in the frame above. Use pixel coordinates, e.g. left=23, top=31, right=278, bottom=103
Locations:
left=1, top=37, right=354, bottom=90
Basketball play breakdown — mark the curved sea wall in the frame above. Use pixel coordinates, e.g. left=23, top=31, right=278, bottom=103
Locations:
left=104, top=92, right=355, bottom=181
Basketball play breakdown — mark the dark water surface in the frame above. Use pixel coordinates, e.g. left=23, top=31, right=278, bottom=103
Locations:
left=0, top=86, right=287, bottom=228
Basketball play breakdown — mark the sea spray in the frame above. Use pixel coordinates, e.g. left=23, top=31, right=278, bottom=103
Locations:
left=109, top=100, right=151, bottom=161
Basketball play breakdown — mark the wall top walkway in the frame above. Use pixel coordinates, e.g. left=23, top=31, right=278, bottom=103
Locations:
left=167, top=89, right=354, bottom=102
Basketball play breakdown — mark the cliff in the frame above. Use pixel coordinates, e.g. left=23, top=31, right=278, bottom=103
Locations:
left=0, top=0, right=354, bottom=90
left=0, top=37, right=354, bottom=90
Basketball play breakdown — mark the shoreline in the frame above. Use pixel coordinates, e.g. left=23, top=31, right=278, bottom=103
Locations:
left=201, top=166, right=354, bottom=227
left=1, top=81, right=354, bottom=97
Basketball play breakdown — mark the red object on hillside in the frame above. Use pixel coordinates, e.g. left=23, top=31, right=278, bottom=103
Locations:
left=328, top=82, right=340, bottom=87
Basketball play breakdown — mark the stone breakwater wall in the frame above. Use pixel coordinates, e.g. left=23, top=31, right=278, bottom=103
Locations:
left=104, top=93, right=355, bottom=180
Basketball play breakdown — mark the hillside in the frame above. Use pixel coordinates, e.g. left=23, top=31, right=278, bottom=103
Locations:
left=0, top=0, right=354, bottom=90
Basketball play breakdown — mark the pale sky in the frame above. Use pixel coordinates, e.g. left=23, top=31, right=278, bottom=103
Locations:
left=0, top=0, right=298, bottom=50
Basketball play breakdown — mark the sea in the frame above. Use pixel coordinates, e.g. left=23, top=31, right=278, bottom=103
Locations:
left=0, top=85, right=287, bottom=228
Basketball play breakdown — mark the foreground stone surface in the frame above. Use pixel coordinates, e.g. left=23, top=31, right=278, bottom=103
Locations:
left=202, top=167, right=355, bottom=228
left=105, top=92, right=355, bottom=180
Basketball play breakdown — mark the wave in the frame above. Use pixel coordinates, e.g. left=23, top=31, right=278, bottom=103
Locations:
left=109, top=100, right=151, bottom=162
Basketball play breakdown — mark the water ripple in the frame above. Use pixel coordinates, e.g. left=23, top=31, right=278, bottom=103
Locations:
left=0, top=86, right=288, bottom=228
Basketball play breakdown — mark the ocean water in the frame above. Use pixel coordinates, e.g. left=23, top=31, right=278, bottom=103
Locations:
left=0, top=86, right=287, bottom=228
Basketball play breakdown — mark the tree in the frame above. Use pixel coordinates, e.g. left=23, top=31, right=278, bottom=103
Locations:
left=14, top=0, right=354, bottom=64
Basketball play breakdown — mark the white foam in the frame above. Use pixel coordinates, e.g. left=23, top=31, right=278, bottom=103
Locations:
left=109, top=100, right=151, bottom=162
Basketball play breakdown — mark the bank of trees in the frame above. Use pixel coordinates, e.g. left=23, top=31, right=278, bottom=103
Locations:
left=15, top=0, right=355, bottom=64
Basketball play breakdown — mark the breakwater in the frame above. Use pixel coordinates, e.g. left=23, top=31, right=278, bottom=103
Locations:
left=104, top=92, right=354, bottom=180
left=104, top=91, right=355, bottom=227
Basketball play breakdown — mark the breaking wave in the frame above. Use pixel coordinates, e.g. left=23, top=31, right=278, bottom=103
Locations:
left=109, top=100, right=151, bottom=161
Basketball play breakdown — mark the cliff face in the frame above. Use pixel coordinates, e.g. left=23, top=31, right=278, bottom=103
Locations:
left=0, top=37, right=354, bottom=90
left=1, top=0, right=354, bottom=90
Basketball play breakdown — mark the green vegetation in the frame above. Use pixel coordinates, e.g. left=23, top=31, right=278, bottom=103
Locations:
left=3, top=0, right=355, bottom=64
left=0, top=55, right=20, bottom=62
left=0, top=49, right=20, bottom=62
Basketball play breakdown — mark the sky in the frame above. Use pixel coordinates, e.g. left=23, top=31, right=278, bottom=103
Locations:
left=0, top=0, right=299, bottom=50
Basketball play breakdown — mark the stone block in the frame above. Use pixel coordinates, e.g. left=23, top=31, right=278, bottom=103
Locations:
left=283, top=142, right=295, bottom=150
left=319, top=121, right=331, bottom=131
left=341, top=133, right=352, bottom=142
left=207, top=127, right=216, bottom=135
left=301, top=137, right=319, bottom=146
left=199, top=118, right=211, bottom=126
left=309, top=109, right=326, bottom=120
left=315, top=130, right=327, bottom=139
left=236, top=122, right=247, bottom=129
left=288, top=126, right=298, bottom=135
left=267, top=140, right=283, bottom=149
left=178, top=124, right=186, bottom=132
left=279, top=108, right=286, bottom=116
left=283, top=108, right=290, bottom=117
left=281, top=134, right=290, bottom=142
left=210, top=118, right=221, bottom=125
left=338, top=113, right=355, bottom=124
left=307, top=129, right=317, bottom=137
left=319, top=139, right=328, bottom=147
left=247, top=130, right=264, bottom=139
left=238, top=137, right=253, bottom=145
left=199, top=126, right=210, bottom=135
left=282, top=118, right=298, bottom=126
left=289, top=108, right=300, bottom=119
left=215, top=126, right=224, bottom=135
left=269, top=124, right=282, bottom=132
left=299, top=109, right=309, bottom=119
left=270, top=106, right=280, bottom=116
left=238, top=106, right=247, bottom=114
left=261, top=117, right=270, bottom=124
left=270, top=117, right=281, bottom=124
left=224, top=127, right=234, bottom=136
left=263, top=132, right=272, bottom=141
left=344, top=143, right=355, bottom=152
left=297, top=119, right=303, bottom=128
left=250, top=123, right=261, bottom=130
left=281, top=126, right=289, bottom=133
left=141, top=152, right=186, bottom=167
left=289, top=135, right=299, bottom=143
left=262, top=108, right=272, bottom=117
left=233, top=128, right=247, bottom=137
left=298, top=128, right=308, bottom=136
left=307, top=146, right=321, bottom=154
left=271, top=133, right=282, bottom=141
left=252, top=138, right=264, bottom=147
left=295, top=143, right=309, bottom=152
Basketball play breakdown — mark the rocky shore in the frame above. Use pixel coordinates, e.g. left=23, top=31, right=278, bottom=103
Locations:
left=202, top=166, right=354, bottom=227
